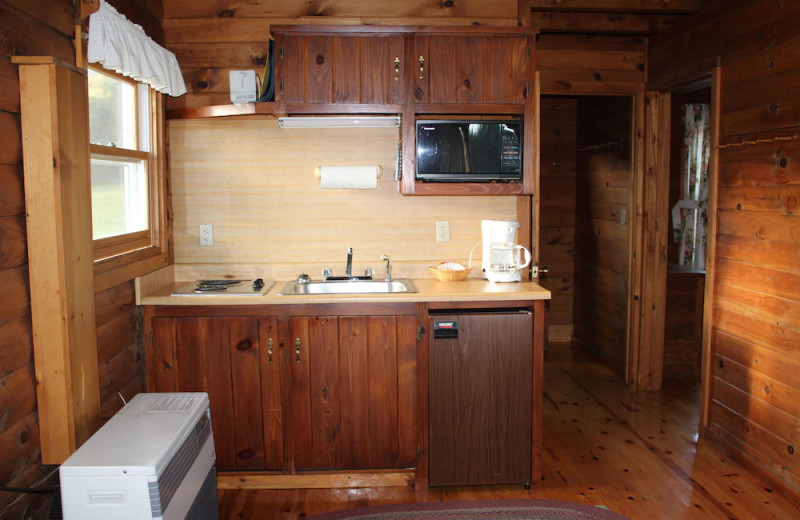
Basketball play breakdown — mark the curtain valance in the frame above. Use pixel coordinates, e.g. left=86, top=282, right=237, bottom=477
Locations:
left=87, top=0, right=186, bottom=97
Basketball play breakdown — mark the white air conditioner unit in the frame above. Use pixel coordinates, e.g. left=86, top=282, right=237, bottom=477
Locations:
left=59, top=393, right=218, bottom=520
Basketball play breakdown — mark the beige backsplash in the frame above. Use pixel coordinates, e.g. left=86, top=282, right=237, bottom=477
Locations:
left=169, top=118, right=517, bottom=280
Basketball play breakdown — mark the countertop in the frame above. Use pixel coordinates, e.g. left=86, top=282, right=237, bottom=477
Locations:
left=138, top=278, right=551, bottom=306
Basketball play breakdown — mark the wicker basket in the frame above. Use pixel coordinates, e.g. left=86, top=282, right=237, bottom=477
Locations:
left=429, top=264, right=471, bottom=282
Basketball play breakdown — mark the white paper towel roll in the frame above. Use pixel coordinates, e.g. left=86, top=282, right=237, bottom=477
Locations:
left=318, top=166, right=379, bottom=189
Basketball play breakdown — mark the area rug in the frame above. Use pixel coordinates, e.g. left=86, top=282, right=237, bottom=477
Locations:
left=307, top=499, right=631, bottom=520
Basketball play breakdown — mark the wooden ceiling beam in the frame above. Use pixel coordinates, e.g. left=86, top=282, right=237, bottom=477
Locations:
left=531, top=11, right=688, bottom=34
left=525, top=0, right=703, bottom=14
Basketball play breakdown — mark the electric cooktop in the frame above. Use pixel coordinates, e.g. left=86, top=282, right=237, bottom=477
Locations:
left=170, top=278, right=273, bottom=297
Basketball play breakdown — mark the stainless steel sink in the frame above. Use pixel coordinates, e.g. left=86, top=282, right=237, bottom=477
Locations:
left=279, top=279, right=418, bottom=295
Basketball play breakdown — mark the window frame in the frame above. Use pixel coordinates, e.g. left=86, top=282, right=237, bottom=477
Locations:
left=88, top=65, right=170, bottom=291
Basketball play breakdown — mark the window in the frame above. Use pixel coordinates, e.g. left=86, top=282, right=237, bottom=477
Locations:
left=88, top=66, right=165, bottom=264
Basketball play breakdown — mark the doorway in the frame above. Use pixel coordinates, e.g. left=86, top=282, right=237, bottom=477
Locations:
left=663, top=86, right=711, bottom=381
left=539, top=95, right=634, bottom=379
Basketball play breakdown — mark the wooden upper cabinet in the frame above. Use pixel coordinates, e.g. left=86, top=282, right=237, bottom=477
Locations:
left=272, top=26, right=534, bottom=113
left=275, top=31, right=405, bottom=112
left=412, top=35, right=530, bottom=105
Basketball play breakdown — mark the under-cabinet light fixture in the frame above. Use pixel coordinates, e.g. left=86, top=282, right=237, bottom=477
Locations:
left=277, top=116, right=401, bottom=129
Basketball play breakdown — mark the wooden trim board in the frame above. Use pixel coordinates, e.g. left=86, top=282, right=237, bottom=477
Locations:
left=217, top=471, right=414, bottom=489
left=15, top=57, right=101, bottom=463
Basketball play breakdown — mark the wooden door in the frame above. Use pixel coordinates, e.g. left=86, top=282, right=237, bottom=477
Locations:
left=286, top=316, right=339, bottom=470
left=286, top=315, right=417, bottom=471
left=428, top=311, right=533, bottom=486
left=413, top=35, right=529, bottom=105
left=338, top=315, right=418, bottom=469
left=150, top=316, right=280, bottom=471
left=276, top=33, right=404, bottom=108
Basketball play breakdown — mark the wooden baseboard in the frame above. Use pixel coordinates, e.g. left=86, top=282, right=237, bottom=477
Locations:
left=217, top=470, right=415, bottom=490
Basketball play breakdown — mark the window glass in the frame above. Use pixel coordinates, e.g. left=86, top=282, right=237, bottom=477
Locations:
left=90, top=155, right=149, bottom=240
left=88, top=68, right=137, bottom=149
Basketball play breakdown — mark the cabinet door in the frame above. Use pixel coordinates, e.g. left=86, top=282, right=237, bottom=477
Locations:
left=429, top=311, right=533, bottom=486
left=277, top=33, right=404, bottom=108
left=150, top=316, right=281, bottom=471
left=286, top=316, right=340, bottom=470
left=286, top=315, right=417, bottom=471
left=339, top=315, right=417, bottom=469
left=413, top=35, right=529, bottom=104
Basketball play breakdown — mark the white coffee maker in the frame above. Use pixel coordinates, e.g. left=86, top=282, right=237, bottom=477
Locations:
left=481, top=220, right=531, bottom=283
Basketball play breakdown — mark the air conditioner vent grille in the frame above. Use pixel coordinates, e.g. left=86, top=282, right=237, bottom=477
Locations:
left=148, top=410, right=213, bottom=517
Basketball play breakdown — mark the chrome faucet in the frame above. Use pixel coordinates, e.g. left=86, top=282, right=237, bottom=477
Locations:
left=345, top=247, right=353, bottom=278
left=381, top=254, right=392, bottom=282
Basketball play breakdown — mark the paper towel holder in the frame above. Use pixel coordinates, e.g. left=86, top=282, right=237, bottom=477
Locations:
left=314, top=166, right=383, bottom=180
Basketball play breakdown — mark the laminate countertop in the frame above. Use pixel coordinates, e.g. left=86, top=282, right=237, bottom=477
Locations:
left=138, top=278, right=551, bottom=306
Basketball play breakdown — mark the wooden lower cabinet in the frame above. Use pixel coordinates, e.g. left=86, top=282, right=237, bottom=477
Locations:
left=287, top=315, right=418, bottom=470
left=147, top=307, right=418, bottom=474
left=149, top=316, right=282, bottom=472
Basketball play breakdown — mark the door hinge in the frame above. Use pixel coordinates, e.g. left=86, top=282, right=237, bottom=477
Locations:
left=280, top=45, right=285, bottom=59
left=417, top=446, right=421, bottom=461
left=149, top=330, right=153, bottom=345
left=416, top=325, right=425, bottom=342
left=527, top=46, right=531, bottom=61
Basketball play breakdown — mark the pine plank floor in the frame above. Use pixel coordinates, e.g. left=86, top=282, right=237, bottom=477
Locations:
left=217, top=343, right=800, bottom=519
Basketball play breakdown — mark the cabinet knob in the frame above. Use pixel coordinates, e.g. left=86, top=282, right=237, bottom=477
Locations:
left=394, top=57, right=400, bottom=81
left=418, top=55, right=425, bottom=80
left=267, top=338, right=274, bottom=364
left=295, top=337, right=301, bottom=363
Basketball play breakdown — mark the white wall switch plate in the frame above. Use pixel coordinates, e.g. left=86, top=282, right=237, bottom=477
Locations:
left=199, top=224, right=213, bottom=246
left=436, top=221, right=450, bottom=243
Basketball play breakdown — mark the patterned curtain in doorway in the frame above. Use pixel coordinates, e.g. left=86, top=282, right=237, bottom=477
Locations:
left=671, top=104, right=710, bottom=269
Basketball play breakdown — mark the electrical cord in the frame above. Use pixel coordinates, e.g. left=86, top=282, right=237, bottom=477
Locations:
left=0, top=485, right=59, bottom=494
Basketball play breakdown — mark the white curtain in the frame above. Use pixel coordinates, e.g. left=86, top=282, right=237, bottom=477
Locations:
left=671, top=104, right=710, bottom=269
left=87, top=0, right=186, bottom=97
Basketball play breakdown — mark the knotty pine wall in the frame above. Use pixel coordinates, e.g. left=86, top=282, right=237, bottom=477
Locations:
left=539, top=97, right=577, bottom=342
left=650, top=0, right=800, bottom=499
left=537, top=34, right=645, bottom=96
left=0, top=1, right=159, bottom=517
left=169, top=119, right=517, bottom=276
left=161, top=0, right=518, bottom=109
left=574, top=96, right=632, bottom=377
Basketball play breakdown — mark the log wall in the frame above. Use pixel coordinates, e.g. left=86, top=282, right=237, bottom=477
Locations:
left=0, top=1, right=156, bottom=517
left=574, top=96, right=632, bottom=376
left=539, top=97, right=577, bottom=342
left=649, top=0, right=800, bottom=499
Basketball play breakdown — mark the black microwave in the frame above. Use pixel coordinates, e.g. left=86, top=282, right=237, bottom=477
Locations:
left=415, top=119, right=522, bottom=182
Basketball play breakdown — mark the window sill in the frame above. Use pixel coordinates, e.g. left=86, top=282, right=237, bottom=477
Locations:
left=94, top=246, right=170, bottom=293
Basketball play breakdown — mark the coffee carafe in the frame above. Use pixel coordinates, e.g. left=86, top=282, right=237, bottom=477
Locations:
left=481, top=220, right=531, bottom=283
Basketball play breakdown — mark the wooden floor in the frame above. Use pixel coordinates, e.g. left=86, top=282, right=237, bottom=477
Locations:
left=217, top=343, right=800, bottom=520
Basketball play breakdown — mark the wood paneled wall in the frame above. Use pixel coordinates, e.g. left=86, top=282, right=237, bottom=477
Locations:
left=664, top=271, right=704, bottom=378
left=649, top=0, right=800, bottom=500
left=574, top=96, right=632, bottom=377
left=160, top=0, right=518, bottom=109
left=169, top=119, right=517, bottom=276
left=0, top=1, right=157, bottom=517
left=537, top=34, right=645, bottom=95
left=539, top=97, right=577, bottom=342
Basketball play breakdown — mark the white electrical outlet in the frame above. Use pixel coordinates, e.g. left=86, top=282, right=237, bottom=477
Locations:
left=199, top=224, right=214, bottom=246
left=436, top=221, right=450, bottom=243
